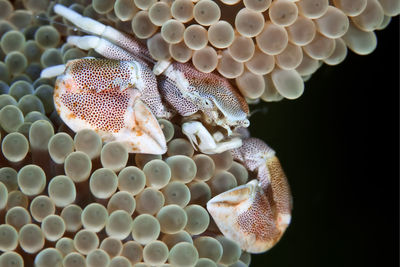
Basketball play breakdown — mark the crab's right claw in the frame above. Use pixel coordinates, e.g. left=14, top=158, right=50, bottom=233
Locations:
left=207, top=180, right=276, bottom=253
left=207, top=169, right=292, bottom=253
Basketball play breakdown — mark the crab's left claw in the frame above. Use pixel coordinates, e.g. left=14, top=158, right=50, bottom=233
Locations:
left=55, top=88, right=166, bottom=154
left=53, top=59, right=167, bottom=154
left=207, top=138, right=292, bottom=253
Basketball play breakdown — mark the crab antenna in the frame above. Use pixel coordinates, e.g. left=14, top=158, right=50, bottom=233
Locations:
left=249, top=105, right=269, bottom=118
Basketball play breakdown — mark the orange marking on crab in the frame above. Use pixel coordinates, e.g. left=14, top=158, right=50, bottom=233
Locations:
left=135, top=129, right=143, bottom=136
left=66, top=112, right=76, bottom=120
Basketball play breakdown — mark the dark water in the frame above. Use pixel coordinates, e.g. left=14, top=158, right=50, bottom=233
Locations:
left=249, top=17, right=399, bottom=267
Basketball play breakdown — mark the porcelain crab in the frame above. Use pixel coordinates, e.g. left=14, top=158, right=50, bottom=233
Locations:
left=43, top=4, right=249, bottom=155
left=41, top=4, right=292, bottom=254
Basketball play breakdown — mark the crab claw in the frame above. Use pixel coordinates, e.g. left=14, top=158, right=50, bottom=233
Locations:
left=207, top=138, right=292, bottom=253
left=207, top=180, right=273, bottom=253
left=54, top=59, right=166, bottom=154
left=207, top=169, right=291, bottom=253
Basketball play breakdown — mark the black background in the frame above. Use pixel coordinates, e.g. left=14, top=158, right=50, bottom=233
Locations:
left=249, top=18, right=399, bottom=266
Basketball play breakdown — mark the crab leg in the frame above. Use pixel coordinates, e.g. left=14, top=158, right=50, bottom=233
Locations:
left=41, top=33, right=140, bottom=78
left=54, top=3, right=171, bottom=75
left=67, top=36, right=138, bottom=62
left=52, top=5, right=170, bottom=118
left=41, top=34, right=141, bottom=78
left=207, top=138, right=292, bottom=253
left=53, top=4, right=152, bottom=64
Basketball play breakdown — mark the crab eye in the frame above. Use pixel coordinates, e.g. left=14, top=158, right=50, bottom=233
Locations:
left=202, top=98, right=213, bottom=108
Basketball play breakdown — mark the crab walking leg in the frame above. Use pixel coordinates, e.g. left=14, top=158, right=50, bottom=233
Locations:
left=42, top=33, right=141, bottom=77
left=53, top=4, right=152, bottom=64
left=67, top=36, right=139, bottom=62
left=207, top=138, right=292, bottom=253
left=54, top=4, right=172, bottom=75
